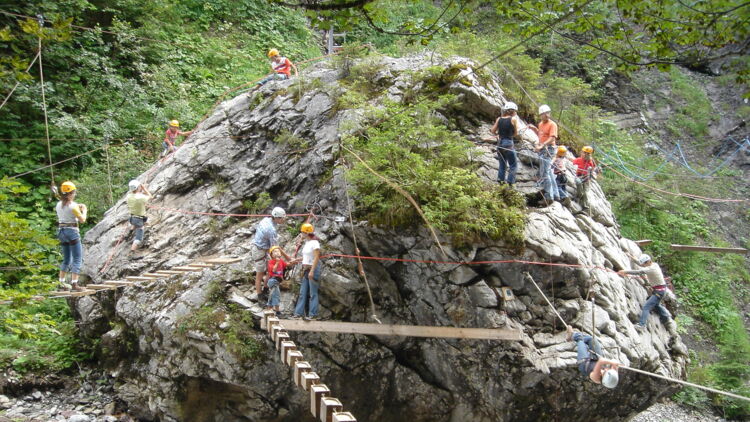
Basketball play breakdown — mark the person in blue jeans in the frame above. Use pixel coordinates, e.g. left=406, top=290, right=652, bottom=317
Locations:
left=293, top=223, right=322, bottom=320
left=529, top=104, right=561, bottom=204
left=618, top=254, right=676, bottom=333
left=55, top=181, right=88, bottom=291
left=490, top=102, right=520, bottom=186
left=566, top=326, right=620, bottom=389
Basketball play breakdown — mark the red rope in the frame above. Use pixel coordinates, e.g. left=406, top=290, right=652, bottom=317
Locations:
left=147, top=204, right=310, bottom=218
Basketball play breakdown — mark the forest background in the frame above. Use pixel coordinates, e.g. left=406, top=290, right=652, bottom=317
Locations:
left=0, top=0, right=748, bottom=418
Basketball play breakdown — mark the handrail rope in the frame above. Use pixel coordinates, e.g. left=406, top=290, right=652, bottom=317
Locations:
left=0, top=49, right=40, bottom=112
left=8, top=145, right=108, bottom=179
left=37, top=37, right=54, bottom=185
left=0, top=136, right=158, bottom=142
left=494, top=61, right=749, bottom=203
left=341, top=157, right=381, bottom=324
left=145, top=205, right=311, bottom=217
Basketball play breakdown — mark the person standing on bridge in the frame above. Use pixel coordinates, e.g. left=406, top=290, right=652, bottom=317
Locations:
left=257, top=48, right=298, bottom=86
left=55, top=181, right=87, bottom=291
left=162, top=120, right=192, bottom=158
left=293, top=223, right=322, bottom=321
left=566, top=326, right=620, bottom=388
left=127, top=180, right=152, bottom=252
left=617, top=254, right=676, bottom=333
left=528, top=105, right=560, bottom=204
left=490, top=101, right=519, bottom=186
left=251, top=207, right=291, bottom=301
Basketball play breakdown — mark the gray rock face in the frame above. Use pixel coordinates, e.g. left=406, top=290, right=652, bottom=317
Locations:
left=74, top=55, right=687, bottom=422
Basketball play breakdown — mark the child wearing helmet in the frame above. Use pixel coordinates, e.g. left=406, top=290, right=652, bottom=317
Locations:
left=162, top=120, right=193, bottom=158
left=552, top=146, right=571, bottom=205
left=292, top=223, right=322, bottom=320
left=617, top=255, right=675, bottom=333
left=566, top=326, right=620, bottom=389
left=265, top=246, right=298, bottom=317
left=256, top=48, right=298, bottom=86
left=572, top=146, right=598, bottom=209
left=251, top=207, right=291, bottom=301
left=55, top=181, right=88, bottom=291
left=127, top=180, right=152, bottom=252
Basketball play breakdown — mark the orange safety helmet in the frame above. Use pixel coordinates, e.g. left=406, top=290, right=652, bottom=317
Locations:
left=268, top=48, right=280, bottom=58
left=556, top=146, right=568, bottom=156
left=268, top=245, right=282, bottom=256
left=300, top=223, right=314, bottom=233
left=60, top=181, right=76, bottom=193
left=582, top=146, right=594, bottom=154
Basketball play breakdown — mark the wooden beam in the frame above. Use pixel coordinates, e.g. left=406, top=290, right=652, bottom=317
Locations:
left=170, top=266, right=202, bottom=272
left=126, top=276, right=157, bottom=282
left=671, top=244, right=748, bottom=254
left=154, top=270, right=184, bottom=275
left=103, top=281, right=134, bottom=287
left=186, top=263, right=215, bottom=268
left=634, top=240, right=652, bottom=246
left=201, top=257, right=242, bottom=264
left=86, top=284, right=118, bottom=290
left=277, top=320, right=523, bottom=341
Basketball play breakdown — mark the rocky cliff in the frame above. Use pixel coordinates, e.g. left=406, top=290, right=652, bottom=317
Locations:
left=72, top=53, right=688, bottom=422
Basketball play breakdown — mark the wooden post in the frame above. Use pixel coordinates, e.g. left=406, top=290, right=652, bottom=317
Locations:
left=261, top=310, right=275, bottom=330
left=302, top=372, right=321, bottom=391
left=275, top=332, right=290, bottom=350
left=280, top=341, right=296, bottom=363
left=295, top=361, right=312, bottom=386
left=287, top=350, right=304, bottom=367
left=320, top=397, right=343, bottom=422
left=310, top=384, right=330, bottom=418
left=332, top=412, right=357, bottom=422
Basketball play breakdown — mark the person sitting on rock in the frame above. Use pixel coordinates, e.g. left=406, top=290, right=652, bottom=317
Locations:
left=162, top=120, right=192, bottom=158
left=571, top=146, right=598, bottom=209
left=553, top=146, right=571, bottom=206
left=567, top=326, right=620, bottom=389
left=617, top=254, right=676, bottom=333
left=265, top=246, right=298, bottom=317
left=251, top=207, right=291, bottom=301
left=127, top=180, right=152, bottom=253
left=257, top=48, right=298, bottom=86
left=490, top=101, right=519, bottom=186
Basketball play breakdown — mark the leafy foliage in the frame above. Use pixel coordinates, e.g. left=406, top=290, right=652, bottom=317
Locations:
left=344, top=95, right=526, bottom=248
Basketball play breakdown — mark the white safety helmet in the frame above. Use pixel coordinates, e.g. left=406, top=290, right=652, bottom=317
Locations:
left=601, top=368, right=619, bottom=389
left=637, top=254, right=652, bottom=265
left=271, top=207, right=286, bottom=218
left=538, top=104, right=551, bottom=115
left=503, top=101, right=518, bottom=111
left=128, top=180, right=141, bottom=192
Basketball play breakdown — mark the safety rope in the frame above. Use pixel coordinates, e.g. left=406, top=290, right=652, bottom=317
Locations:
left=8, top=145, right=108, bottom=179
left=0, top=49, right=40, bottom=112
left=524, top=272, right=569, bottom=329
left=37, top=37, right=54, bottom=185
left=98, top=223, right=129, bottom=275
left=145, top=205, right=310, bottom=218
left=341, top=158, right=382, bottom=324
left=104, top=143, right=114, bottom=205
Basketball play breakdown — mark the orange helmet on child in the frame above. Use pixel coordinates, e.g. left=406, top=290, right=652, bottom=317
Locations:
left=268, top=48, right=280, bottom=58
left=300, top=223, right=314, bottom=233
left=582, top=146, right=594, bottom=154
left=269, top=245, right=282, bottom=255
left=60, top=181, right=76, bottom=193
left=556, top=146, right=568, bottom=156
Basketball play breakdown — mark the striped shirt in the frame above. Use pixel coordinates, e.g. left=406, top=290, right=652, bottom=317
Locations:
left=253, top=217, right=278, bottom=250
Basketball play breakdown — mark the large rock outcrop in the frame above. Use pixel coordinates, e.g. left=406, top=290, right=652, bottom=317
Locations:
left=73, top=54, right=688, bottom=422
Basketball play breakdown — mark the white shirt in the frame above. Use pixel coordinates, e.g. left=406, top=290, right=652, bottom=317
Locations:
left=301, top=239, right=321, bottom=266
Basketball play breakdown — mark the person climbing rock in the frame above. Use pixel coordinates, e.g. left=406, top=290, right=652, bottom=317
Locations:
left=553, top=145, right=571, bottom=205
left=257, top=48, right=298, bottom=86
left=127, top=180, right=152, bottom=252
left=251, top=207, right=291, bottom=301
left=617, top=254, right=676, bottom=333
left=490, top=101, right=519, bottom=186
left=572, top=146, right=598, bottom=209
left=55, top=181, right=87, bottom=291
left=566, top=326, right=620, bottom=388
left=528, top=104, right=560, bottom=204
left=162, top=120, right=192, bottom=158
left=265, top=246, right=298, bottom=317
left=292, top=223, right=322, bottom=321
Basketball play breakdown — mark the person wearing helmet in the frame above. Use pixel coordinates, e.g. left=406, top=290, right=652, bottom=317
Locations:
left=265, top=245, right=298, bottom=317
left=552, top=146, right=571, bottom=206
left=256, top=48, right=298, bottom=86
left=55, top=181, right=88, bottom=291
left=127, top=180, right=152, bottom=252
left=528, top=105, right=560, bottom=204
left=292, top=222, right=323, bottom=320
left=251, top=206, right=291, bottom=301
left=490, top=101, right=520, bottom=186
left=566, top=326, right=621, bottom=388
left=162, top=120, right=193, bottom=158
left=572, top=146, right=598, bottom=209
left=617, top=254, right=674, bottom=332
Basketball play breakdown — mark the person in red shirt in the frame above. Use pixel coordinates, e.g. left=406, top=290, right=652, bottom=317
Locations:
left=162, top=120, right=192, bottom=157
left=265, top=246, right=298, bottom=316
left=257, top=48, right=298, bottom=86
left=572, top=145, right=599, bottom=209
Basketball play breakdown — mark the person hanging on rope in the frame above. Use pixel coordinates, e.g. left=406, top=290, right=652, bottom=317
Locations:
left=528, top=104, right=560, bottom=204
left=566, top=326, right=620, bottom=388
left=257, top=48, right=298, bottom=86
left=55, top=181, right=87, bottom=291
left=553, top=146, right=571, bottom=206
left=251, top=207, right=291, bottom=302
left=292, top=223, right=323, bottom=321
left=127, top=180, right=152, bottom=253
left=572, top=146, right=599, bottom=210
left=490, top=101, right=519, bottom=186
left=162, top=120, right=193, bottom=158
left=617, top=254, right=676, bottom=333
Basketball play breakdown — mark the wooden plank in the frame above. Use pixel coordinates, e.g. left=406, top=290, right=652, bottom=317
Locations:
left=634, top=240, right=652, bottom=246
left=126, top=276, right=157, bottom=282
left=201, top=257, right=242, bottom=264
left=277, top=320, right=523, bottom=341
left=142, top=273, right=166, bottom=278
left=48, top=289, right=98, bottom=298
left=86, top=284, right=118, bottom=290
left=170, top=267, right=202, bottom=272
left=103, top=281, right=134, bottom=287
left=186, top=263, right=215, bottom=268
left=671, top=244, right=748, bottom=254
left=154, top=270, right=184, bottom=275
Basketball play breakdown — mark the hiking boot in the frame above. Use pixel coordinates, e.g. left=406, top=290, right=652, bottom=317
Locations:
left=304, top=315, right=318, bottom=321
left=58, top=282, right=72, bottom=291
left=290, top=314, right=302, bottom=319
left=71, top=283, right=83, bottom=292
